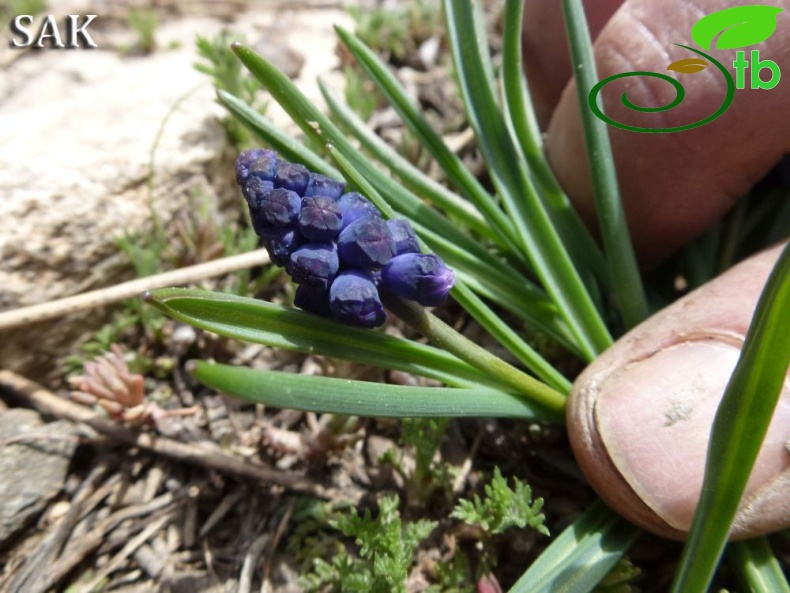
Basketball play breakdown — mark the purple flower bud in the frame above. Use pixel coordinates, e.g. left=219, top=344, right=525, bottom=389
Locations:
left=263, top=227, right=304, bottom=267
left=337, top=215, right=396, bottom=269
left=242, top=177, right=274, bottom=209
left=301, top=276, right=333, bottom=293
left=336, top=192, right=380, bottom=229
left=381, top=253, right=455, bottom=306
left=236, top=148, right=277, bottom=185
left=304, top=173, right=346, bottom=200
left=386, top=219, right=420, bottom=255
left=329, top=270, right=387, bottom=328
left=288, top=242, right=339, bottom=285
left=298, top=197, right=343, bottom=242
left=260, top=188, right=302, bottom=228
left=244, top=178, right=276, bottom=235
left=248, top=154, right=279, bottom=186
left=294, top=284, right=332, bottom=317
left=274, top=161, right=310, bottom=195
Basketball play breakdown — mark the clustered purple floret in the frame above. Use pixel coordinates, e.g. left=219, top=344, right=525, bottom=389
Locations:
left=236, top=148, right=456, bottom=327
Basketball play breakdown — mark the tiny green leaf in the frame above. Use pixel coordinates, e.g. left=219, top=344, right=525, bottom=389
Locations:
left=451, top=467, right=549, bottom=536
left=691, top=5, right=783, bottom=50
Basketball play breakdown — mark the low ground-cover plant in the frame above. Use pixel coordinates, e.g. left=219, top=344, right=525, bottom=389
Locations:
left=145, top=0, right=790, bottom=590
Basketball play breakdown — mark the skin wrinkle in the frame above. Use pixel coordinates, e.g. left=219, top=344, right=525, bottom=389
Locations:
left=599, top=43, right=675, bottom=132
left=624, top=3, right=672, bottom=61
left=591, top=3, right=733, bottom=131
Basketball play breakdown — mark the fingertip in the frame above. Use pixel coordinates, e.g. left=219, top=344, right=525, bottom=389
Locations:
left=568, top=244, right=790, bottom=539
left=545, top=0, right=790, bottom=263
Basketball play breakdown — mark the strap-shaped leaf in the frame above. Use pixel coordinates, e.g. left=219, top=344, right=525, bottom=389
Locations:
left=450, top=282, right=573, bottom=393
left=501, top=0, right=610, bottom=297
left=217, top=89, right=339, bottom=178
left=190, top=361, right=555, bottom=421
left=671, top=242, right=790, bottom=593
left=561, top=0, right=650, bottom=330
left=144, top=287, right=501, bottom=390
left=333, top=26, right=526, bottom=263
left=728, top=538, right=790, bottom=593
left=318, top=79, right=497, bottom=245
left=444, top=0, right=613, bottom=360
left=691, top=5, right=783, bottom=50
left=509, top=500, right=640, bottom=593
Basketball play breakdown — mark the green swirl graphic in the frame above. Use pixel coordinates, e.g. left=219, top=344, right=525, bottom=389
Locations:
left=588, top=45, right=735, bottom=133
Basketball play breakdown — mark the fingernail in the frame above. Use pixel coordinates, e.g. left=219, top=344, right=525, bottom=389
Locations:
left=595, top=339, right=790, bottom=532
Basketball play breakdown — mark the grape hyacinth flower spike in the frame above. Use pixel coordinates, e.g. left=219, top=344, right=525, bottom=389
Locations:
left=235, top=148, right=456, bottom=327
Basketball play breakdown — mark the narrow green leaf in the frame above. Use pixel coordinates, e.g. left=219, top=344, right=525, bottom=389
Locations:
left=509, top=500, right=640, bottom=593
left=143, top=287, right=503, bottom=390
left=189, top=361, right=555, bottom=421
left=380, top=293, right=567, bottom=418
left=228, top=44, right=558, bottom=337
left=501, top=0, right=610, bottom=295
left=501, top=0, right=543, bottom=173
left=454, top=268, right=581, bottom=356
left=691, top=5, right=783, bottom=50
left=561, top=0, right=650, bottom=330
left=443, top=0, right=612, bottom=360
left=333, top=26, right=528, bottom=265
left=671, top=242, right=790, bottom=593
left=323, top=139, right=509, bottom=281
left=327, top=144, right=580, bottom=354
left=318, top=79, right=499, bottom=245
left=451, top=283, right=572, bottom=394
left=230, top=43, right=364, bottom=170
left=217, top=89, right=339, bottom=178
left=728, top=538, right=790, bottom=593
left=471, top=0, right=498, bottom=101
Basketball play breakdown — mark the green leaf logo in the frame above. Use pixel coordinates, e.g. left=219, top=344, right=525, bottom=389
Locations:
left=691, top=5, right=783, bottom=50
left=667, top=57, right=709, bottom=74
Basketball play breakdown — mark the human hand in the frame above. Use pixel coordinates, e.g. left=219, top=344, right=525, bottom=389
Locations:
left=523, top=0, right=790, bottom=539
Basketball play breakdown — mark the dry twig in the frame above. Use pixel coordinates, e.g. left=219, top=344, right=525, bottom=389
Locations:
left=0, top=370, right=354, bottom=501
left=32, top=492, right=179, bottom=593
left=2, top=465, right=112, bottom=593
left=262, top=497, right=297, bottom=589
left=199, top=486, right=246, bottom=538
left=80, top=513, right=172, bottom=593
left=0, top=249, right=270, bottom=331
left=238, top=532, right=271, bottom=593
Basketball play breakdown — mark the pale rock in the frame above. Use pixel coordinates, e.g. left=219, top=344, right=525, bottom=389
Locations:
left=0, top=6, right=351, bottom=378
left=0, top=409, right=79, bottom=544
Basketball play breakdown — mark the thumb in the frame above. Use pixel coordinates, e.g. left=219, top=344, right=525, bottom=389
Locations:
left=544, top=0, right=790, bottom=265
left=568, top=242, right=790, bottom=540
